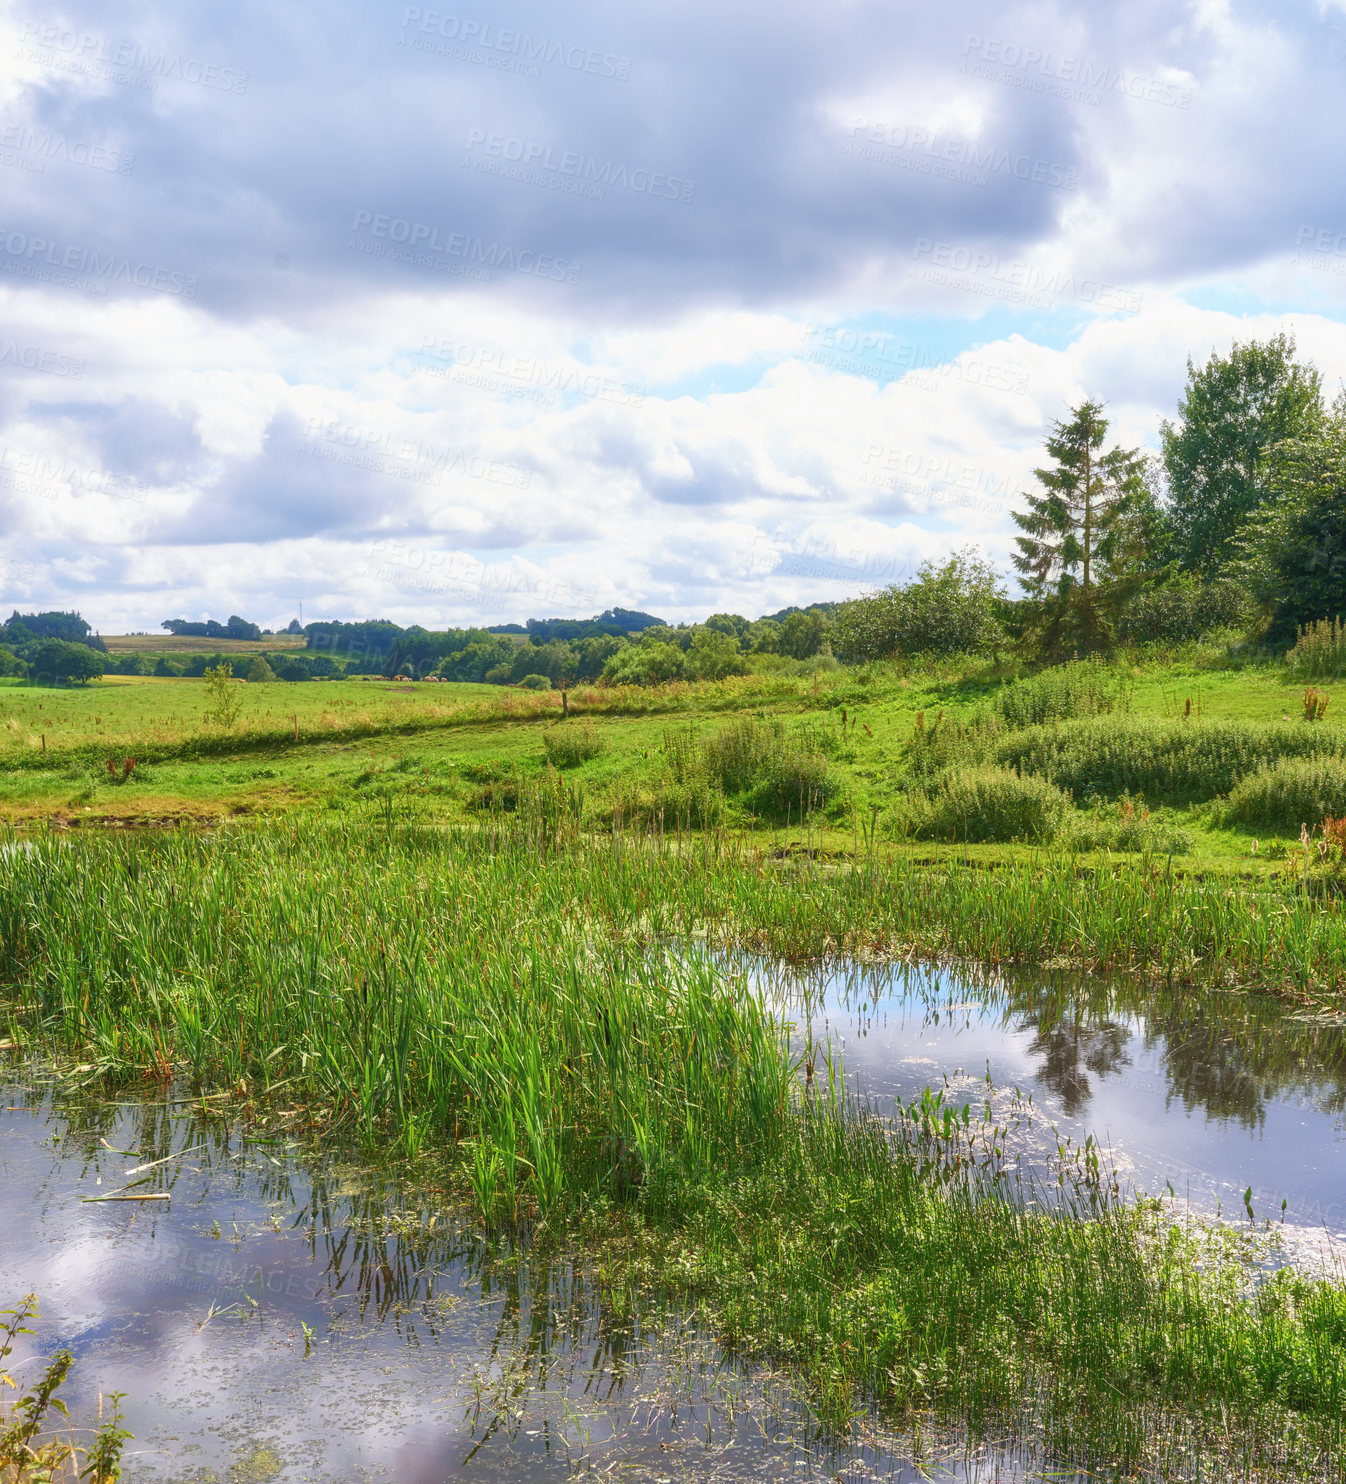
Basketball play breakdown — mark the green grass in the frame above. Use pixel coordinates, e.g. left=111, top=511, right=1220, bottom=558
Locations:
left=1, top=821, right=1344, bottom=1478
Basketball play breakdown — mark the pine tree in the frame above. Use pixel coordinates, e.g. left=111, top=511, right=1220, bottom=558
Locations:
left=1012, top=400, right=1147, bottom=656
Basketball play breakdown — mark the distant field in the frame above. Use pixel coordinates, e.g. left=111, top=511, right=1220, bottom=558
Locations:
left=102, top=633, right=310, bottom=654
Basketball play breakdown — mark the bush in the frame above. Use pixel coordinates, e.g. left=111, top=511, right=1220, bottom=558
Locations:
left=519, top=673, right=551, bottom=691
left=994, top=659, right=1128, bottom=728
left=1114, top=578, right=1252, bottom=647
left=999, top=717, right=1346, bottom=806
left=543, top=721, right=606, bottom=768
left=905, top=709, right=999, bottom=780
left=901, top=766, right=1070, bottom=843
left=659, top=718, right=841, bottom=820
left=1218, top=757, right=1346, bottom=832
left=832, top=551, right=1003, bottom=662
left=1287, top=617, right=1346, bottom=679
left=1065, top=798, right=1193, bottom=855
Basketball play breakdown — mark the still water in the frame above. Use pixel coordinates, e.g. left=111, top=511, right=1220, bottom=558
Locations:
left=3, top=956, right=1345, bottom=1479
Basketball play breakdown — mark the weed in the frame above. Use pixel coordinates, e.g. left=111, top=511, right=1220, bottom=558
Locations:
left=994, top=659, right=1130, bottom=728
left=1219, top=757, right=1346, bottom=833
left=900, top=766, right=1070, bottom=842
left=542, top=722, right=607, bottom=769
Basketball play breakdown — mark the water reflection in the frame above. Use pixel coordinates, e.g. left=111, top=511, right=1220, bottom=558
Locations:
left=1, top=1076, right=1032, bottom=1483
left=734, top=955, right=1346, bottom=1233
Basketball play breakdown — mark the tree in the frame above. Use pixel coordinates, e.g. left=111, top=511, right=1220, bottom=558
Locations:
left=832, top=550, right=1005, bottom=661
left=777, top=609, right=829, bottom=659
left=30, top=639, right=107, bottom=684
left=1012, top=400, right=1147, bottom=656
left=202, top=662, right=244, bottom=727
left=1161, top=331, right=1323, bottom=577
left=1238, top=394, right=1346, bottom=645
left=246, top=656, right=277, bottom=682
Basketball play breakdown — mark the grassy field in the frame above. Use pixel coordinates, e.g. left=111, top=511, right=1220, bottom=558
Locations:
left=0, top=653, right=1341, bottom=882
left=99, top=632, right=309, bottom=654
left=1, top=822, right=1343, bottom=1480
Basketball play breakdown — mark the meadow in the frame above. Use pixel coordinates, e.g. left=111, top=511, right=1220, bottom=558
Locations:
left=5, top=646, right=1346, bottom=1478
left=0, top=649, right=1341, bottom=878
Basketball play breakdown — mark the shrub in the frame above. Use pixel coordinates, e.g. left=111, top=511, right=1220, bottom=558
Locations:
left=832, top=551, right=1004, bottom=661
left=519, top=673, right=551, bottom=691
left=994, top=659, right=1128, bottom=728
left=1114, top=578, right=1252, bottom=646
left=901, top=766, right=1070, bottom=842
left=1287, top=617, right=1346, bottom=680
left=1065, top=797, right=1193, bottom=855
left=997, top=717, right=1346, bottom=806
left=1218, top=757, right=1346, bottom=832
left=543, top=721, right=606, bottom=768
left=659, top=718, right=840, bottom=819
left=905, top=709, right=999, bottom=780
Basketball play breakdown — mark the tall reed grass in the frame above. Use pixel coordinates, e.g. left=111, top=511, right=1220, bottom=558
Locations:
left=3, top=824, right=1346, bottom=1476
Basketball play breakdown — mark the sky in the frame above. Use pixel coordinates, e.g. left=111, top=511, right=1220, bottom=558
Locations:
left=3, top=0, right=1346, bottom=633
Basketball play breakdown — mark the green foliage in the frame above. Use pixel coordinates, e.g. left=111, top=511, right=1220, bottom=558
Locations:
left=245, top=656, right=277, bottom=683
left=832, top=551, right=1004, bottom=662
left=201, top=662, right=244, bottom=729
left=1000, top=717, right=1346, bottom=806
left=1287, top=617, right=1346, bottom=680
left=1162, top=330, right=1324, bottom=578
left=1218, top=756, right=1346, bottom=832
left=1065, top=797, right=1194, bottom=855
left=152, top=657, right=182, bottom=678
left=602, top=640, right=687, bottom=686
left=900, top=766, right=1071, bottom=842
left=1012, top=400, right=1149, bottom=655
left=1238, top=396, right=1346, bottom=645
left=30, top=640, right=108, bottom=685
left=518, top=673, right=551, bottom=691
left=993, top=659, right=1128, bottom=728
left=1114, top=576, right=1253, bottom=647
left=693, top=717, right=840, bottom=815
left=542, top=721, right=607, bottom=767
left=904, top=708, right=999, bottom=780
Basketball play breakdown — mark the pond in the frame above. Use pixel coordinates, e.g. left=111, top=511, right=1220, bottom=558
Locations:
left=738, top=953, right=1346, bottom=1260
left=4, top=952, right=1346, bottom=1479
